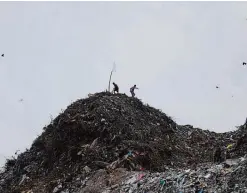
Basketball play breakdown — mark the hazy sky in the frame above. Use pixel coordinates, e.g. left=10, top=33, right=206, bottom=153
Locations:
left=0, top=2, right=247, bottom=166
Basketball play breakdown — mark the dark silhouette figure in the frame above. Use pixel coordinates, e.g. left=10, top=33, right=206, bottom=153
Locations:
left=130, top=85, right=139, bottom=97
left=112, top=82, right=119, bottom=94
left=1, top=54, right=4, bottom=57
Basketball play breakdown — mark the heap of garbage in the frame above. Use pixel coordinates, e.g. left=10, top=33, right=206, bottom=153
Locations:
left=1, top=92, right=247, bottom=193
left=78, top=156, right=247, bottom=193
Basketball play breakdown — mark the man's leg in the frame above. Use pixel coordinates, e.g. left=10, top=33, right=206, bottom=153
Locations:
left=132, top=92, right=135, bottom=97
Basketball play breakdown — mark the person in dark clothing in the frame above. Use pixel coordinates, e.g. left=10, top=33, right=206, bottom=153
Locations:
left=112, top=82, right=119, bottom=94
left=130, top=85, right=138, bottom=97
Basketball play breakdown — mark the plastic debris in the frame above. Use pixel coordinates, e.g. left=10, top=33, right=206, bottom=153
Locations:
left=137, top=173, right=145, bottom=181
left=160, top=179, right=166, bottom=185
left=204, top=173, right=211, bottom=179
left=53, top=184, right=62, bottom=193
left=184, top=169, right=190, bottom=173
left=83, top=166, right=91, bottom=173
left=128, top=151, right=132, bottom=156
left=227, top=144, right=233, bottom=149
left=19, top=174, right=29, bottom=186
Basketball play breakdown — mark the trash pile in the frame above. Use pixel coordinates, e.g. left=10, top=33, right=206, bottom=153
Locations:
left=1, top=91, right=247, bottom=193
left=79, top=156, right=247, bottom=193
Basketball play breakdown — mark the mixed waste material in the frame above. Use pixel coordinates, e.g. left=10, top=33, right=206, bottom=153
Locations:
left=1, top=92, right=247, bottom=193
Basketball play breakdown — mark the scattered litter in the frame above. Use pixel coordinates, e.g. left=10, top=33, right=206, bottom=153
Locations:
left=204, top=173, right=211, bottom=179
left=83, top=166, right=91, bottom=173
left=53, top=184, right=62, bottom=193
left=18, top=174, right=29, bottom=186
left=184, top=169, right=190, bottom=173
left=227, top=144, right=233, bottom=149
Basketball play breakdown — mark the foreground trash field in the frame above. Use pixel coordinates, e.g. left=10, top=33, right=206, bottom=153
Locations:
left=1, top=92, right=247, bottom=193
left=80, top=156, right=247, bottom=193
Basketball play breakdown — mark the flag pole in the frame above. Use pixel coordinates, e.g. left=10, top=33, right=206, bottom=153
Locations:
left=108, top=62, right=116, bottom=92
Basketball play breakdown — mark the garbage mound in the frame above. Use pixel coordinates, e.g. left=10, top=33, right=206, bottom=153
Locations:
left=0, top=92, right=186, bottom=192
left=1, top=92, right=247, bottom=193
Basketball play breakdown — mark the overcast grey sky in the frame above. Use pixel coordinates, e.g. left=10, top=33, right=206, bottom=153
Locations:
left=0, top=2, right=247, bottom=165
